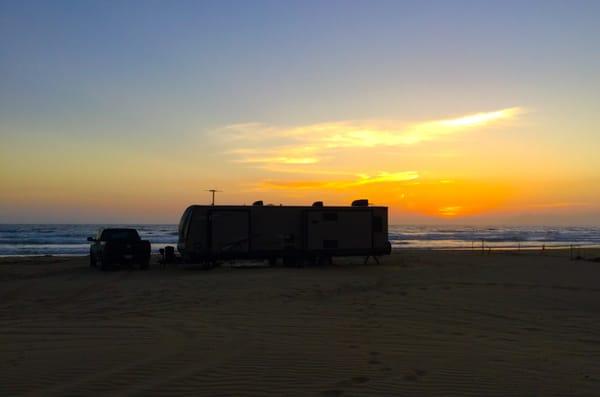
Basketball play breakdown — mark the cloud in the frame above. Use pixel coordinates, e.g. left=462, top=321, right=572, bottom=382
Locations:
left=220, top=107, right=523, bottom=167
left=256, top=171, right=419, bottom=191
left=353, top=171, right=419, bottom=185
left=527, top=202, right=591, bottom=209
left=440, top=108, right=521, bottom=127
left=236, top=156, right=319, bottom=165
left=219, top=108, right=522, bottom=219
left=438, top=206, right=462, bottom=216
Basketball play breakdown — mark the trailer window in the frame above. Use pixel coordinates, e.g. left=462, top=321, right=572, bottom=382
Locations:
left=373, top=216, right=383, bottom=232
left=323, top=240, right=338, bottom=249
left=101, top=229, right=140, bottom=241
left=322, top=213, right=338, bottom=222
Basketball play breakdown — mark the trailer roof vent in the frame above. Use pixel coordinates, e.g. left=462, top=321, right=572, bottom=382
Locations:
left=351, top=199, right=369, bottom=207
left=312, top=201, right=324, bottom=207
left=253, top=200, right=264, bottom=206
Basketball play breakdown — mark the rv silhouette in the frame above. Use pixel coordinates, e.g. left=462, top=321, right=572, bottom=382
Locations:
left=177, top=199, right=391, bottom=267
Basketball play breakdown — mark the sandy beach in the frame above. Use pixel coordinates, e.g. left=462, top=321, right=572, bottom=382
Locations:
left=1, top=250, right=600, bottom=396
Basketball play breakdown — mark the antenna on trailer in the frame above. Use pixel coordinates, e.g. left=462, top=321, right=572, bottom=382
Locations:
left=206, top=189, right=222, bottom=206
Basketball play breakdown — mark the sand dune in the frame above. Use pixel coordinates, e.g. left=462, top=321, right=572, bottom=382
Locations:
left=1, top=251, right=600, bottom=396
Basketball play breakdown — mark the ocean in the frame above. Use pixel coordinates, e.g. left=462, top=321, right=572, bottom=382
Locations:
left=0, top=225, right=177, bottom=256
left=1, top=224, right=600, bottom=256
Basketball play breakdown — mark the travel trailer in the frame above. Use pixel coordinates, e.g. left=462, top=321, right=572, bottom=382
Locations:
left=177, top=199, right=391, bottom=265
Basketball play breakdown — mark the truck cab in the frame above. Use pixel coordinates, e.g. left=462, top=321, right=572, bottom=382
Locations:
left=88, top=228, right=151, bottom=270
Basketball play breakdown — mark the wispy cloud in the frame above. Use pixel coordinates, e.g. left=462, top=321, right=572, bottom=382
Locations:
left=256, top=171, right=419, bottom=191
left=353, top=171, right=419, bottom=185
left=438, top=206, right=462, bottom=216
left=235, top=154, right=322, bottom=166
left=527, top=202, right=591, bottom=209
left=220, top=107, right=523, bottom=166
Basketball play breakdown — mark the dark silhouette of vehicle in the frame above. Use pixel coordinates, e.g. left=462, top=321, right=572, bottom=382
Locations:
left=88, top=228, right=151, bottom=270
left=177, top=199, right=391, bottom=267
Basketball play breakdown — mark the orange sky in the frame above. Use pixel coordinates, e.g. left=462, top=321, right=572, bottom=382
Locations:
left=3, top=106, right=600, bottom=224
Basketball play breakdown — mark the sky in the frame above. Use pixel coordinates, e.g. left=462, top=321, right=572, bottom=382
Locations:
left=1, top=0, right=599, bottom=224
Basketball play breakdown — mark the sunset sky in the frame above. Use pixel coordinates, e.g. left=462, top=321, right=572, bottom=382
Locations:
left=1, top=0, right=599, bottom=224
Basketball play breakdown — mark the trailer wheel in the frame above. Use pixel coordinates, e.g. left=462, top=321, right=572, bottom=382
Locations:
left=201, top=260, right=217, bottom=270
left=283, top=256, right=297, bottom=267
left=318, top=256, right=332, bottom=266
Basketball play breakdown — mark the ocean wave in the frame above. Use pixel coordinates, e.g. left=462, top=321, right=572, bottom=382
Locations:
left=1, top=224, right=600, bottom=256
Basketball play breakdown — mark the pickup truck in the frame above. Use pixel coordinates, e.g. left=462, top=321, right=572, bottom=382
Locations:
left=88, top=228, right=151, bottom=270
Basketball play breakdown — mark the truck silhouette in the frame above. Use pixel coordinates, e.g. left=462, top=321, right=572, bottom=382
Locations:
left=88, top=228, right=151, bottom=270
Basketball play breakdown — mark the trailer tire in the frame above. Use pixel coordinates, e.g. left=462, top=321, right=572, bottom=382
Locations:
left=283, top=256, right=297, bottom=267
left=318, top=255, right=332, bottom=266
left=201, top=260, right=216, bottom=270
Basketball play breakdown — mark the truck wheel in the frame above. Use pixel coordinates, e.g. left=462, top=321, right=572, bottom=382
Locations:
left=100, top=258, right=111, bottom=272
left=90, top=254, right=96, bottom=267
left=140, top=259, right=150, bottom=270
left=201, top=260, right=217, bottom=270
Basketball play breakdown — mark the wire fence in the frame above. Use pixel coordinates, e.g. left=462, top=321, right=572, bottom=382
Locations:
left=396, top=242, right=600, bottom=259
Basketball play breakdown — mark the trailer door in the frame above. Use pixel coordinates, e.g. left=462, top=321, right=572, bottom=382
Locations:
left=210, top=210, right=249, bottom=254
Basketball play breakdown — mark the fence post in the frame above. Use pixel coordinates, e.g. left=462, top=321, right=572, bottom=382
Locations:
left=570, top=244, right=573, bottom=260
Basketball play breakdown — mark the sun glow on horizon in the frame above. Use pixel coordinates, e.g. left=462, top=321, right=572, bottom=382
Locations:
left=438, top=206, right=463, bottom=217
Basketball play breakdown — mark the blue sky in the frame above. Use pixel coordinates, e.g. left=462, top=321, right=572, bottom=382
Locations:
left=3, top=0, right=598, bottom=125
